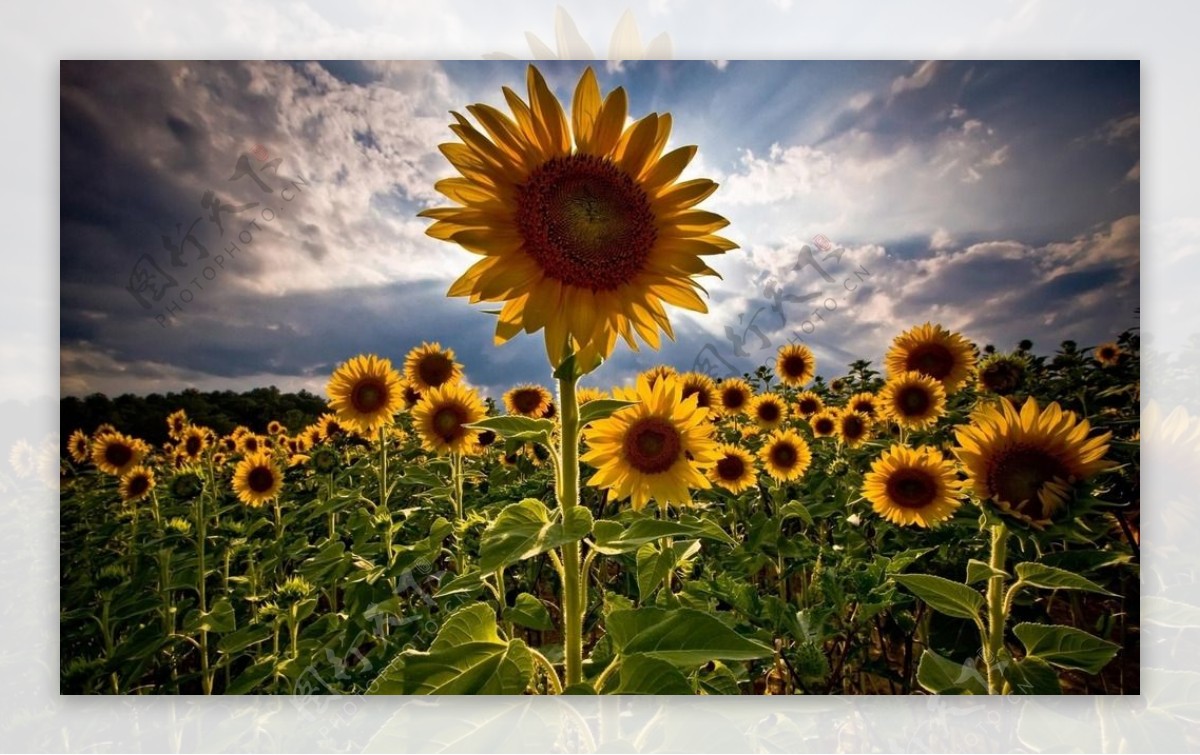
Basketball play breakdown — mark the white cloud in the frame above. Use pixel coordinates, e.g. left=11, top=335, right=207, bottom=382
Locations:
left=891, top=61, right=941, bottom=94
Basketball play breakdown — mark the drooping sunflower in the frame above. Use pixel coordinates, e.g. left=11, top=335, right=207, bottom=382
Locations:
left=885, top=322, right=977, bottom=393
left=166, top=409, right=189, bottom=440
left=412, top=382, right=487, bottom=455
left=776, top=343, right=816, bottom=387
left=976, top=353, right=1028, bottom=395
left=504, top=384, right=554, bottom=418
left=793, top=391, right=824, bottom=418
left=421, top=65, right=734, bottom=370
left=717, top=378, right=753, bottom=416
left=91, top=432, right=147, bottom=477
left=863, top=445, right=963, bottom=528
left=706, top=444, right=757, bottom=494
left=836, top=409, right=872, bottom=449
left=809, top=410, right=838, bottom=438
left=953, top=397, right=1112, bottom=527
left=678, top=372, right=717, bottom=412
left=759, top=429, right=812, bottom=483
left=404, top=342, right=463, bottom=392
left=327, top=354, right=405, bottom=434
left=118, top=465, right=156, bottom=503
left=232, top=452, right=283, bottom=507
left=749, top=393, right=788, bottom=430
left=879, top=371, right=947, bottom=429
left=1094, top=342, right=1122, bottom=367
left=846, top=392, right=880, bottom=423
left=581, top=375, right=718, bottom=511
left=67, top=429, right=91, bottom=465
left=179, top=426, right=208, bottom=463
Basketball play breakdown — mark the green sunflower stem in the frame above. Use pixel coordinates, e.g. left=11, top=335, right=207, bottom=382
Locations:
left=984, top=522, right=1009, bottom=695
left=556, top=367, right=585, bottom=690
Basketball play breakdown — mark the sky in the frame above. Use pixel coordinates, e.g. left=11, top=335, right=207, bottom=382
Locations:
left=59, top=59, right=1139, bottom=400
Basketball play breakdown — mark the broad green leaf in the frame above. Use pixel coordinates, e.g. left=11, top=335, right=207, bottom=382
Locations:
left=636, top=539, right=701, bottom=601
left=434, top=571, right=486, bottom=598
left=966, top=558, right=1007, bottom=584
left=183, top=596, right=236, bottom=634
left=916, top=649, right=987, bottom=694
left=578, top=399, right=638, bottom=426
left=1013, top=623, right=1120, bottom=674
left=478, top=498, right=593, bottom=571
left=892, top=574, right=984, bottom=623
left=693, top=660, right=743, bottom=695
left=592, top=515, right=735, bottom=555
left=217, top=622, right=272, bottom=655
left=885, top=547, right=935, bottom=574
left=467, top=416, right=555, bottom=443
left=226, top=658, right=276, bottom=694
left=778, top=500, right=813, bottom=527
left=612, top=654, right=694, bottom=694
left=606, top=607, right=773, bottom=666
left=1014, top=562, right=1116, bottom=596
left=1003, top=656, right=1062, bottom=694
left=503, top=592, right=553, bottom=631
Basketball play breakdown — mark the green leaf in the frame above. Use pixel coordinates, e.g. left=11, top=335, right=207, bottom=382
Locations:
left=636, top=539, right=701, bottom=601
left=503, top=593, right=553, bottom=631
left=1013, top=623, right=1120, bottom=674
left=778, top=500, right=814, bottom=527
left=966, top=559, right=1007, bottom=584
left=693, top=660, right=743, bottom=695
left=1003, top=656, right=1062, bottom=694
left=478, top=498, right=594, bottom=572
left=578, top=399, right=638, bottom=426
left=592, top=515, right=735, bottom=555
left=368, top=604, right=534, bottom=695
left=916, top=649, right=987, bottom=694
left=892, top=574, right=984, bottom=623
left=226, top=658, right=276, bottom=694
left=434, top=571, right=487, bottom=598
left=606, top=607, right=773, bottom=666
left=466, top=416, right=555, bottom=443
left=561, top=682, right=597, bottom=694
left=884, top=547, right=935, bottom=574
left=612, top=654, right=695, bottom=694
left=1014, top=563, right=1116, bottom=596
left=216, top=622, right=272, bottom=655
left=183, top=596, right=237, bottom=634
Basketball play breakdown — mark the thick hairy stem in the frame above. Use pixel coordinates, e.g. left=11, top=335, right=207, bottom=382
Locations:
left=557, top=369, right=585, bottom=689
left=984, top=523, right=1009, bottom=695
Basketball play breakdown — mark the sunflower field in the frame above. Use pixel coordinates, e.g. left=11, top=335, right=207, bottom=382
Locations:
left=60, top=66, right=1139, bottom=696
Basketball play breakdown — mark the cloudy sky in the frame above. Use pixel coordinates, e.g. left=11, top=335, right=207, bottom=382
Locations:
left=60, top=60, right=1139, bottom=399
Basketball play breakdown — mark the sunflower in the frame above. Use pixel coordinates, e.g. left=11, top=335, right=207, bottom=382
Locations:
left=413, top=382, right=487, bottom=455
left=706, top=444, right=757, bottom=494
left=317, top=413, right=347, bottom=442
left=118, top=465, right=156, bottom=503
left=759, top=429, right=812, bottom=483
left=232, top=452, right=283, bottom=507
left=504, top=384, right=554, bottom=418
left=327, top=354, right=405, bottom=434
left=846, top=392, right=879, bottom=423
left=576, top=386, right=608, bottom=405
left=885, top=322, right=977, bottom=393
left=238, top=434, right=265, bottom=455
left=793, top=391, right=824, bottom=418
left=717, top=378, right=753, bottom=416
left=953, top=397, right=1112, bottom=527
left=836, top=410, right=872, bottom=448
left=976, top=353, right=1028, bottom=395
left=749, top=393, right=788, bottom=430
left=581, top=375, right=717, bottom=511
left=1095, top=342, right=1122, bottom=367
left=863, top=445, right=962, bottom=528
left=404, top=342, right=463, bottom=392
left=179, top=426, right=208, bottom=463
left=91, top=432, right=147, bottom=476
left=166, top=410, right=189, bottom=440
left=678, top=372, right=717, bottom=412
left=267, top=420, right=285, bottom=436
left=809, top=410, right=838, bottom=438
left=879, top=371, right=947, bottom=429
left=421, top=65, right=734, bottom=370
left=776, top=343, right=816, bottom=387
left=400, top=380, right=423, bottom=410
left=68, top=429, right=91, bottom=465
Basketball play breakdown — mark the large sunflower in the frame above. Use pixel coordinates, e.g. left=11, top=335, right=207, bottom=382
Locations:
left=776, top=343, right=816, bottom=387
left=421, top=65, right=734, bottom=369
left=581, top=375, right=717, bottom=511
left=717, top=378, right=753, bottom=416
left=179, top=426, right=208, bottom=463
left=953, top=397, right=1112, bottom=527
left=846, top=392, right=879, bottom=423
left=836, top=409, right=872, bottom=449
left=91, top=432, right=147, bottom=477
left=809, top=410, right=838, bottom=438
left=793, top=391, right=824, bottom=418
left=749, top=393, right=788, bottom=430
left=504, top=384, right=554, bottom=418
left=759, top=429, right=812, bottom=483
left=166, top=409, right=188, bottom=440
left=404, top=342, right=463, bottom=392
left=976, top=353, right=1028, bottom=395
left=232, top=452, right=283, bottom=507
left=67, top=429, right=91, bottom=465
left=706, top=443, right=758, bottom=494
left=879, top=371, right=947, bottom=429
left=412, top=382, right=487, bottom=455
left=863, top=445, right=962, bottom=528
left=119, top=465, right=156, bottom=503
left=678, top=371, right=717, bottom=412
left=885, top=322, right=977, bottom=393
left=327, top=354, right=405, bottom=434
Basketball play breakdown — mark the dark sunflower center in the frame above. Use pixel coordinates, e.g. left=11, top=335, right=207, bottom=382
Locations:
left=814, top=417, right=835, bottom=435
left=907, top=343, right=954, bottom=380
left=623, top=416, right=683, bottom=474
left=1099, top=347, right=1117, bottom=360
left=432, top=405, right=468, bottom=442
left=417, top=354, right=454, bottom=388
left=852, top=400, right=875, bottom=417
left=896, top=385, right=932, bottom=416
left=244, top=437, right=259, bottom=452
left=715, top=454, right=746, bottom=482
left=722, top=388, right=747, bottom=410
left=982, top=363, right=1021, bottom=393
left=247, top=466, right=276, bottom=494
left=516, top=154, right=657, bottom=291
left=682, top=385, right=711, bottom=408
left=185, top=436, right=202, bottom=456
left=841, top=415, right=866, bottom=440
left=886, top=469, right=938, bottom=509
left=769, top=442, right=799, bottom=469
left=756, top=401, right=782, bottom=423
left=781, top=355, right=810, bottom=379
left=477, top=429, right=497, bottom=447
left=127, top=475, right=150, bottom=497
left=403, top=385, right=422, bottom=407
left=105, top=443, right=133, bottom=468
left=988, top=446, right=1068, bottom=518
left=352, top=378, right=387, bottom=413
left=798, top=397, right=820, bottom=415
left=511, top=389, right=545, bottom=415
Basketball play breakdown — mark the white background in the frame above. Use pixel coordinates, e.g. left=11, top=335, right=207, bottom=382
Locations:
left=4, top=1, right=1195, bottom=751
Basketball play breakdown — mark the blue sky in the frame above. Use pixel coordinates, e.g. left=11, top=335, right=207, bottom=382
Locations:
left=59, top=60, right=1139, bottom=399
